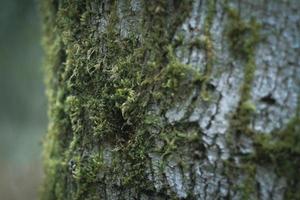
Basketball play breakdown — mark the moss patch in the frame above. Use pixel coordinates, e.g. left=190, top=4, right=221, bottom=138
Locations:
left=224, top=6, right=262, bottom=199
left=253, top=101, right=300, bottom=199
left=41, top=0, right=198, bottom=199
left=226, top=7, right=261, bottom=136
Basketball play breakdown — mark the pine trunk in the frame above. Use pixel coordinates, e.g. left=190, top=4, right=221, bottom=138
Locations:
left=41, top=0, right=300, bottom=199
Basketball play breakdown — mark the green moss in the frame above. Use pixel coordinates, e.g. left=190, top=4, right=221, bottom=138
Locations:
left=253, top=105, right=300, bottom=199
left=41, top=0, right=196, bottom=199
left=225, top=7, right=299, bottom=198
left=224, top=6, right=262, bottom=198
left=200, top=0, right=216, bottom=101
left=41, top=0, right=299, bottom=198
left=226, top=7, right=261, bottom=136
left=160, top=125, right=201, bottom=161
left=71, top=153, right=103, bottom=183
left=226, top=9, right=261, bottom=59
left=225, top=7, right=261, bottom=101
left=240, top=164, right=256, bottom=200
left=240, top=100, right=256, bottom=113
left=155, top=45, right=203, bottom=104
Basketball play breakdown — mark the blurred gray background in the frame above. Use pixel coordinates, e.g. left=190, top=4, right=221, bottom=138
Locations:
left=0, top=0, right=46, bottom=199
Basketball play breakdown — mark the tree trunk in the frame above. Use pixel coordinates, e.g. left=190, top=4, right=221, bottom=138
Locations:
left=41, top=0, right=300, bottom=199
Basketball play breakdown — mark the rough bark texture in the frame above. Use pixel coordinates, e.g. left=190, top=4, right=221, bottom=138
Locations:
left=41, top=0, right=300, bottom=199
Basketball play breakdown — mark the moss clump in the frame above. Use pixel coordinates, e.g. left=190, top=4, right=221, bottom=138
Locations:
left=225, top=7, right=261, bottom=136
left=159, top=123, right=203, bottom=161
left=41, top=0, right=198, bottom=199
left=225, top=7, right=300, bottom=198
left=151, top=45, right=202, bottom=105
left=225, top=8, right=261, bottom=100
left=200, top=0, right=216, bottom=101
left=224, top=6, right=261, bottom=198
left=254, top=109, right=300, bottom=199
left=225, top=9, right=261, bottom=60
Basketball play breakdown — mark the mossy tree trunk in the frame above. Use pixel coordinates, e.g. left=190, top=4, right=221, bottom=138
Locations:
left=41, top=0, right=300, bottom=199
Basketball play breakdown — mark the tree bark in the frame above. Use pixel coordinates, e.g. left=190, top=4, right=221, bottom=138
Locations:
left=41, top=0, right=300, bottom=199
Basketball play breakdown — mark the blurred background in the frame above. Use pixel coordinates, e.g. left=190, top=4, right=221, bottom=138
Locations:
left=0, top=0, right=47, bottom=199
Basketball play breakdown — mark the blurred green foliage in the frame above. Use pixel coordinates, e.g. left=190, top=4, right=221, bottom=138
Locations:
left=0, top=0, right=46, bottom=199
left=0, top=0, right=46, bottom=162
